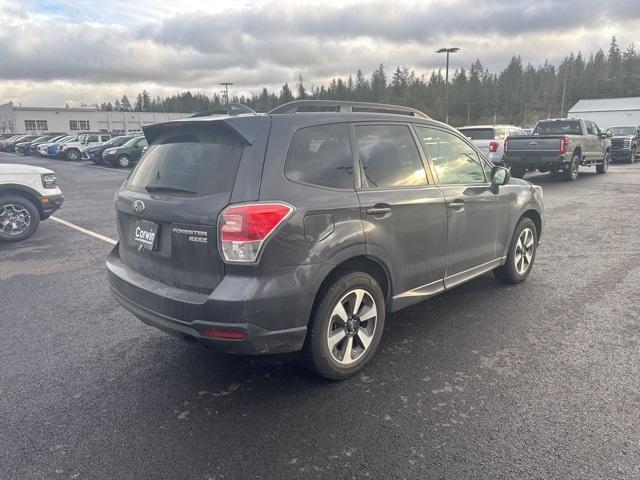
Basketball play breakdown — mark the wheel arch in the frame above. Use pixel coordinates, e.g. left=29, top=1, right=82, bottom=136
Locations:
left=0, top=185, right=44, bottom=218
left=312, top=255, right=392, bottom=314
left=520, top=208, right=542, bottom=241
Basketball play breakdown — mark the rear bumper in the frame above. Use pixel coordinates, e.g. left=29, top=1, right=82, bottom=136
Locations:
left=106, top=245, right=311, bottom=355
left=504, top=154, right=568, bottom=169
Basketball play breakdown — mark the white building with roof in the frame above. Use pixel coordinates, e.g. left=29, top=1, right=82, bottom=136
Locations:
left=568, top=97, right=640, bottom=129
left=0, top=102, right=190, bottom=134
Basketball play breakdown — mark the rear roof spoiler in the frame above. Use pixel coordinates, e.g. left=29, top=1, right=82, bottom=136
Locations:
left=269, top=100, right=430, bottom=119
left=189, top=103, right=256, bottom=118
left=142, top=115, right=266, bottom=145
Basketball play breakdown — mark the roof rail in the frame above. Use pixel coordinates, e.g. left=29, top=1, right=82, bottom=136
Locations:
left=269, top=100, right=430, bottom=119
left=190, top=103, right=256, bottom=118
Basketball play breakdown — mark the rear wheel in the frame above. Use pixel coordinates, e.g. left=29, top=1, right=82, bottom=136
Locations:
left=596, top=151, right=610, bottom=174
left=494, top=217, right=537, bottom=284
left=563, top=154, right=580, bottom=181
left=117, top=155, right=131, bottom=168
left=0, top=195, right=40, bottom=242
left=303, top=271, right=385, bottom=380
left=510, top=165, right=526, bottom=179
left=630, top=146, right=637, bottom=163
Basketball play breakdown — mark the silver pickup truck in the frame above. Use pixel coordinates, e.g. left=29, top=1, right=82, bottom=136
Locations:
left=503, top=118, right=611, bottom=181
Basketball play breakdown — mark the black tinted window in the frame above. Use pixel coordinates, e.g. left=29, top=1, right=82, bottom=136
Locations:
left=127, top=125, right=244, bottom=196
left=355, top=124, right=427, bottom=188
left=284, top=124, right=354, bottom=189
left=459, top=128, right=494, bottom=140
left=415, top=126, right=486, bottom=184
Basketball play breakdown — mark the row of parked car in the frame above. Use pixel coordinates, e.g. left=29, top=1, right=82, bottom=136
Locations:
left=0, top=132, right=148, bottom=168
left=458, top=121, right=639, bottom=181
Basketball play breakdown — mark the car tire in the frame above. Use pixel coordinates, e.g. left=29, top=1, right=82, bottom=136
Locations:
left=303, top=271, right=386, bottom=380
left=117, top=155, right=131, bottom=168
left=0, top=194, right=40, bottom=242
left=65, top=149, right=80, bottom=161
left=563, top=154, right=580, bottom=181
left=494, top=217, right=537, bottom=284
left=630, top=146, right=637, bottom=164
left=510, top=166, right=526, bottom=179
left=596, top=151, right=610, bottom=174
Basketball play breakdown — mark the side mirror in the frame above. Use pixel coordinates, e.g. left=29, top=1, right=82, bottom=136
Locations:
left=491, top=166, right=510, bottom=190
left=599, top=132, right=609, bottom=139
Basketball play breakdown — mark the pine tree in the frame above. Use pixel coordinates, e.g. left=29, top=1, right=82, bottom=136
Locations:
left=120, top=95, right=132, bottom=111
left=296, top=74, right=307, bottom=99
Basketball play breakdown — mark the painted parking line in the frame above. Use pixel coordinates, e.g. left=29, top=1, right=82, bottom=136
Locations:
left=50, top=216, right=117, bottom=245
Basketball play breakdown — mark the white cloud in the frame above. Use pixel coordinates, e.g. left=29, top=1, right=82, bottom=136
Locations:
left=1, top=0, right=640, bottom=106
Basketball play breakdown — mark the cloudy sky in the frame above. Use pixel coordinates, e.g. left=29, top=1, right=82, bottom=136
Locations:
left=1, top=0, right=640, bottom=107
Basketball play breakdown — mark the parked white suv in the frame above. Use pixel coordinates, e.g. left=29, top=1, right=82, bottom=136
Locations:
left=458, top=125, right=527, bottom=164
left=60, top=132, right=112, bottom=161
left=0, top=164, right=64, bottom=241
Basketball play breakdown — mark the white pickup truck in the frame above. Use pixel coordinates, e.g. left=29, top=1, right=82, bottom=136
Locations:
left=0, top=164, right=64, bottom=241
left=60, top=132, right=112, bottom=161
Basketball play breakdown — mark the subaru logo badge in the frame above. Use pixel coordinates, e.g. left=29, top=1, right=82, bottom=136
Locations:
left=132, top=200, right=145, bottom=214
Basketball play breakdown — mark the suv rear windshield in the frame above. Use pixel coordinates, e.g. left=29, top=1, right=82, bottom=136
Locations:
left=127, top=125, right=244, bottom=196
left=533, top=120, right=582, bottom=136
left=458, top=128, right=495, bottom=140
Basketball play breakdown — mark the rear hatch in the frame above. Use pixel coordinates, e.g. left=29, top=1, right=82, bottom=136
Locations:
left=115, top=123, right=246, bottom=293
left=505, top=136, right=563, bottom=156
left=459, top=127, right=497, bottom=155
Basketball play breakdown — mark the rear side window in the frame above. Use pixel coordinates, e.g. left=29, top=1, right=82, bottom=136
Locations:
left=284, top=124, right=354, bottom=189
left=355, top=124, right=427, bottom=188
left=127, top=125, right=244, bottom=196
left=459, top=128, right=494, bottom=140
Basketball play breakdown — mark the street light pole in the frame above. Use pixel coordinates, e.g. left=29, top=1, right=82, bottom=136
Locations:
left=219, top=82, right=234, bottom=114
left=436, top=47, right=460, bottom=124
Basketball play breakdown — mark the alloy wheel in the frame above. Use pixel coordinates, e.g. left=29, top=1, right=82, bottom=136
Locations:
left=0, top=204, right=31, bottom=236
left=514, top=227, right=535, bottom=275
left=326, top=288, right=378, bottom=365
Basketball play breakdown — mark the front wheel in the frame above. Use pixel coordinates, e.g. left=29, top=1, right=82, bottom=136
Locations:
left=117, top=155, right=131, bottom=168
left=596, top=151, right=610, bottom=174
left=303, top=271, right=386, bottom=380
left=0, top=195, right=40, bottom=242
left=630, top=146, right=637, bottom=164
left=494, top=217, right=538, bottom=284
left=65, top=149, right=81, bottom=161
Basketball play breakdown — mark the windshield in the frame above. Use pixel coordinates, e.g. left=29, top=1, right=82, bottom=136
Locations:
left=458, top=128, right=494, bottom=140
left=533, top=120, right=582, bottom=136
left=608, top=126, right=637, bottom=136
left=105, top=136, right=133, bottom=147
left=127, top=125, right=244, bottom=196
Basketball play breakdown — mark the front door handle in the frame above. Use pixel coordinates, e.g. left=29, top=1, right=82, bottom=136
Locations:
left=366, top=205, right=391, bottom=216
left=448, top=200, right=465, bottom=212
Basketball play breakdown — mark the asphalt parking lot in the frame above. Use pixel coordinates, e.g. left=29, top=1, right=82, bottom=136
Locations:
left=1, top=152, right=639, bottom=479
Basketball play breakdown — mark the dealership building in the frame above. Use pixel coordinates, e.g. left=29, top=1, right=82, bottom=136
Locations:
left=568, top=97, right=640, bottom=128
left=0, top=102, right=189, bottom=134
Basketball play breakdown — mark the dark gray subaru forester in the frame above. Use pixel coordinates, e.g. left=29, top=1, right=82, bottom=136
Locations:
left=107, top=100, right=544, bottom=380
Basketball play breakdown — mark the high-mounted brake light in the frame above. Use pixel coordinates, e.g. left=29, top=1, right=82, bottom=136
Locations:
left=559, top=135, right=570, bottom=155
left=489, top=140, right=499, bottom=153
left=219, top=202, right=293, bottom=263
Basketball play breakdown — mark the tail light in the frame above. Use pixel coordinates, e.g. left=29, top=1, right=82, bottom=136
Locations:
left=560, top=135, right=569, bottom=155
left=219, top=202, right=294, bottom=263
left=504, top=139, right=509, bottom=154
left=489, top=140, right=499, bottom=153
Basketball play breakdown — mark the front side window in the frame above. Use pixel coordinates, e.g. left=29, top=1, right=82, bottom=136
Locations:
left=284, top=124, right=354, bottom=189
left=88, top=135, right=99, bottom=142
left=354, top=124, right=427, bottom=188
left=415, top=126, right=487, bottom=185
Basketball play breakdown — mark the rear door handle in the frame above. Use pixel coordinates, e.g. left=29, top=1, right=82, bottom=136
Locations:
left=448, top=200, right=465, bottom=212
left=366, top=205, right=391, bottom=216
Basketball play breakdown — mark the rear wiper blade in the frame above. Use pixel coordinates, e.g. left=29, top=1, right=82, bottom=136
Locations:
left=144, top=185, right=197, bottom=194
